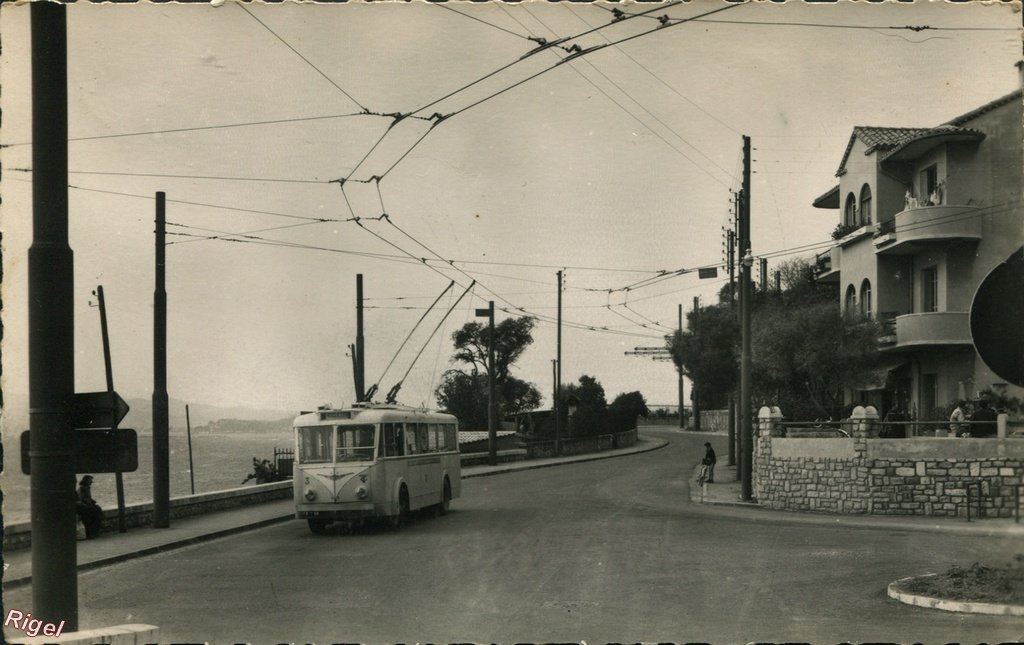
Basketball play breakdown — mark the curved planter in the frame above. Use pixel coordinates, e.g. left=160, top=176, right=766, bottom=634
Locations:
left=888, top=574, right=1024, bottom=616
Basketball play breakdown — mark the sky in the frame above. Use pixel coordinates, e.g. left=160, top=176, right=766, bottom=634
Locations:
left=1, top=0, right=1021, bottom=431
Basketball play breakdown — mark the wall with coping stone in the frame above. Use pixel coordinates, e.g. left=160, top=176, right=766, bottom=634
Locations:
left=754, top=406, right=1024, bottom=518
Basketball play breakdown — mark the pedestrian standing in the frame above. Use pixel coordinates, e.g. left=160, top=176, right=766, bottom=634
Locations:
left=76, top=475, right=104, bottom=539
left=702, top=442, right=717, bottom=483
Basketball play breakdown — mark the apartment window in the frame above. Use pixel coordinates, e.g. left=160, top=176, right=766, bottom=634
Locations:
left=860, top=279, right=872, bottom=318
left=859, top=184, right=872, bottom=225
left=844, top=193, right=857, bottom=227
left=844, top=284, right=857, bottom=313
left=922, top=267, right=938, bottom=313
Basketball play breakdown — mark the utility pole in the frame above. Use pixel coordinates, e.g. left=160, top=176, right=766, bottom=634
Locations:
left=727, top=204, right=737, bottom=468
left=475, top=301, right=497, bottom=465
left=775, top=270, right=782, bottom=293
left=691, top=296, right=701, bottom=432
left=555, top=270, right=562, bottom=456
left=740, top=135, right=754, bottom=501
left=94, top=286, right=127, bottom=533
left=677, top=304, right=684, bottom=429
left=153, top=191, right=170, bottom=528
left=355, top=273, right=365, bottom=402
left=29, top=1, right=78, bottom=628
left=760, top=257, right=768, bottom=294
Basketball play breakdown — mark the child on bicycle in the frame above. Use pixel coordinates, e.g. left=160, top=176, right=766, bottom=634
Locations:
left=702, top=442, right=716, bottom=483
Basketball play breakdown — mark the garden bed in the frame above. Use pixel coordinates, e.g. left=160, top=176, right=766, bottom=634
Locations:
left=889, top=558, right=1024, bottom=614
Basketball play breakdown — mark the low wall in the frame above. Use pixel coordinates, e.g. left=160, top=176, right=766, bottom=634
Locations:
left=3, top=481, right=293, bottom=552
left=524, top=429, right=638, bottom=459
left=755, top=424, right=1024, bottom=517
left=699, top=409, right=730, bottom=433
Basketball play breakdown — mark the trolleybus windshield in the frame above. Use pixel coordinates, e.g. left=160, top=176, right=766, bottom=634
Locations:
left=336, top=424, right=376, bottom=462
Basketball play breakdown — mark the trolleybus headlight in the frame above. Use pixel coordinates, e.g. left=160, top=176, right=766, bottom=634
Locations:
left=304, top=488, right=317, bottom=502
left=355, top=486, right=368, bottom=500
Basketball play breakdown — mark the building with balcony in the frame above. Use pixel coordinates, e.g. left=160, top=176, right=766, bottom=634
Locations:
left=812, top=85, right=1023, bottom=418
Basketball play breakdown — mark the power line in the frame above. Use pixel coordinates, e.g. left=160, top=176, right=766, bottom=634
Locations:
left=434, top=3, right=533, bottom=41
left=566, top=4, right=741, bottom=136
left=60, top=169, right=326, bottom=185
left=239, top=3, right=367, bottom=112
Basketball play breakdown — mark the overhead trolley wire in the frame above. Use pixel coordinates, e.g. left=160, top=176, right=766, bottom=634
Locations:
left=239, top=3, right=368, bottom=113
left=366, top=280, right=457, bottom=402
left=434, top=2, right=535, bottom=41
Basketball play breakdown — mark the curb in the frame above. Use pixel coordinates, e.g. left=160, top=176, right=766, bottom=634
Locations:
left=2, top=514, right=294, bottom=590
left=887, top=574, right=1024, bottom=616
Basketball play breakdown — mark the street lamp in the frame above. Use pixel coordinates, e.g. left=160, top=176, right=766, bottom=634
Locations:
left=475, top=301, right=497, bottom=466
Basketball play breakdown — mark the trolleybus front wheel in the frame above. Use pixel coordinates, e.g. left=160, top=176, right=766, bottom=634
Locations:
left=389, top=486, right=411, bottom=530
left=308, top=518, right=330, bottom=535
left=438, top=478, right=452, bottom=516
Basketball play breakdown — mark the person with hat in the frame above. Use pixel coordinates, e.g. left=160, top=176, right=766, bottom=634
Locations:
left=701, top=442, right=717, bottom=483
left=76, top=475, right=104, bottom=539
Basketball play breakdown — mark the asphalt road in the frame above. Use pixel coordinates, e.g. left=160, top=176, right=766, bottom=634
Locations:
left=6, top=428, right=1022, bottom=644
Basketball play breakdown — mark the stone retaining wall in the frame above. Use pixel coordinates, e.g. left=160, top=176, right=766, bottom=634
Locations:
left=754, top=406, right=1024, bottom=518
left=3, top=481, right=293, bottom=552
left=524, top=429, right=637, bottom=459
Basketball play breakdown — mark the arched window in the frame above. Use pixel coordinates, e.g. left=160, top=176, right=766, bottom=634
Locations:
left=859, top=184, right=872, bottom=225
left=860, top=279, right=872, bottom=318
left=845, top=284, right=857, bottom=313
left=844, top=193, right=857, bottom=227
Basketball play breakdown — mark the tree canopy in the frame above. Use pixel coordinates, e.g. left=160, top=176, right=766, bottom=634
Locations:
left=667, top=303, right=739, bottom=411
left=436, top=315, right=542, bottom=428
left=609, top=391, right=649, bottom=419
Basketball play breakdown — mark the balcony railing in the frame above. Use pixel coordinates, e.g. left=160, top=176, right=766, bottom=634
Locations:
left=881, top=311, right=972, bottom=351
left=874, top=204, right=982, bottom=255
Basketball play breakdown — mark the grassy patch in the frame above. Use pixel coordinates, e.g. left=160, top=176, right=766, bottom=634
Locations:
left=900, top=556, right=1024, bottom=605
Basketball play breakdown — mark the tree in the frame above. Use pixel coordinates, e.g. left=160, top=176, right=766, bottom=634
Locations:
left=451, top=317, right=536, bottom=383
left=562, top=374, right=607, bottom=413
left=435, top=370, right=542, bottom=429
left=752, top=300, right=881, bottom=420
left=436, top=316, right=542, bottom=428
left=667, top=304, right=739, bottom=411
left=609, top=391, right=649, bottom=419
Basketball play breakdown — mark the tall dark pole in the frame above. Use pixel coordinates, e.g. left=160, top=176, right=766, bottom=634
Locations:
left=678, top=304, right=684, bottom=429
left=760, top=258, right=768, bottom=294
left=355, top=273, right=365, bottom=402
left=740, top=135, right=754, bottom=501
left=29, top=2, right=78, bottom=628
left=95, top=286, right=127, bottom=533
left=487, top=301, right=497, bottom=465
left=727, top=222, right=737, bottom=467
left=186, top=404, right=196, bottom=495
left=555, top=270, right=562, bottom=456
left=153, top=191, right=170, bottom=528
left=691, top=296, right=701, bottom=432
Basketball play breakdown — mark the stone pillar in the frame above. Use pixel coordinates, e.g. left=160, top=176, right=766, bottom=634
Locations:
left=997, top=413, right=1007, bottom=439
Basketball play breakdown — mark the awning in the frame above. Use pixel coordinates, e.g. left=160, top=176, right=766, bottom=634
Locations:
left=853, top=357, right=909, bottom=391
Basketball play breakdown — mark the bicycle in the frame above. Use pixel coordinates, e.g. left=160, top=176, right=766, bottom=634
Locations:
left=697, top=463, right=711, bottom=486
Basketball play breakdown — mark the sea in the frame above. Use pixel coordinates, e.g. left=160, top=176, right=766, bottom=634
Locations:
left=1, top=430, right=294, bottom=524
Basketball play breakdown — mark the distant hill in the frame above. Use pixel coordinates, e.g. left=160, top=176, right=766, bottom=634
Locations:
left=193, top=417, right=293, bottom=434
left=122, top=397, right=296, bottom=432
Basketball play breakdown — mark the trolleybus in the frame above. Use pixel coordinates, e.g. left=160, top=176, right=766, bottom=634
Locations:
left=293, top=403, right=460, bottom=533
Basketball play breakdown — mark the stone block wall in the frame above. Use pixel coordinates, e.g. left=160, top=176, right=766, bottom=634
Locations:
left=754, top=406, right=1024, bottom=518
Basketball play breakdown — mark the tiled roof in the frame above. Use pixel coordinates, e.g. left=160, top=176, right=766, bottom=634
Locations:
left=835, top=127, right=931, bottom=176
left=944, top=89, right=1022, bottom=127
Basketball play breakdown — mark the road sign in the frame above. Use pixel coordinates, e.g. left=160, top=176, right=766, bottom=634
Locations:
left=71, top=391, right=130, bottom=429
left=21, top=428, right=139, bottom=475
left=698, top=267, right=719, bottom=279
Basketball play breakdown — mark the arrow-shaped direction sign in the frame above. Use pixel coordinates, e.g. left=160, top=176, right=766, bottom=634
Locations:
left=71, top=391, right=130, bottom=429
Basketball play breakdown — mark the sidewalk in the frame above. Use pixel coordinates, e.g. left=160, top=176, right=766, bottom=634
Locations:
left=689, top=459, right=1024, bottom=537
left=2, top=436, right=668, bottom=590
